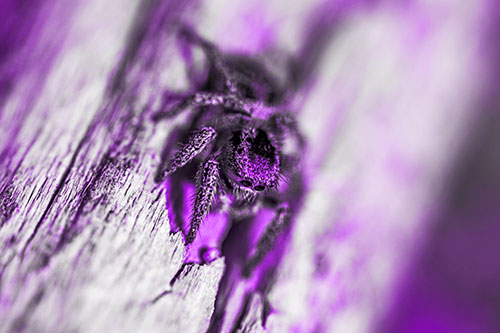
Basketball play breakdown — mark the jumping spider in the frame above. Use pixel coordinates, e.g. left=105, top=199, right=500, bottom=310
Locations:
left=155, top=26, right=304, bottom=277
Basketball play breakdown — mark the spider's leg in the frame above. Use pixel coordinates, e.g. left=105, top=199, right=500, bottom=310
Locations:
left=186, top=156, right=220, bottom=244
left=242, top=203, right=291, bottom=277
left=268, top=111, right=306, bottom=148
left=188, top=92, right=252, bottom=114
left=279, top=152, right=303, bottom=176
left=161, top=127, right=216, bottom=179
left=179, top=25, right=238, bottom=95
left=152, top=92, right=278, bottom=121
left=152, top=92, right=250, bottom=121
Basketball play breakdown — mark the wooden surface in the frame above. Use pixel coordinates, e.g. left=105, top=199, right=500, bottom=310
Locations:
left=0, top=0, right=491, bottom=332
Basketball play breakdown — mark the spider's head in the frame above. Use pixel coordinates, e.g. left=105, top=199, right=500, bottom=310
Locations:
left=227, top=128, right=280, bottom=191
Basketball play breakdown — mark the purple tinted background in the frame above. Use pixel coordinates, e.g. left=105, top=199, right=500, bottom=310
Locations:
left=380, top=1, right=500, bottom=332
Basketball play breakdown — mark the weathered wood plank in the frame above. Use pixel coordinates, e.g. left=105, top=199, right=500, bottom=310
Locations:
left=1, top=0, right=226, bottom=331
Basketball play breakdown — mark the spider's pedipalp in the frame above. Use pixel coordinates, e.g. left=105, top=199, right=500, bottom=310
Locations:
left=186, top=156, right=220, bottom=244
left=163, top=127, right=216, bottom=178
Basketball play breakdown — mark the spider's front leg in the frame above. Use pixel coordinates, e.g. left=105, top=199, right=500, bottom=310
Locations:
left=242, top=203, right=291, bottom=278
left=186, top=156, right=221, bottom=244
left=160, top=127, right=216, bottom=180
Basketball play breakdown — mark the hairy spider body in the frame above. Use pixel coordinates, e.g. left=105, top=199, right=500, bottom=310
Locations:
left=156, top=26, right=304, bottom=277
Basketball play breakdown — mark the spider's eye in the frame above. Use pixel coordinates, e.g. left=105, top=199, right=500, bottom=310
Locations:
left=254, top=185, right=265, bottom=191
left=240, top=180, right=252, bottom=187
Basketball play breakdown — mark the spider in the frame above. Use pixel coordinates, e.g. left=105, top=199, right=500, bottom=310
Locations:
left=154, top=26, right=305, bottom=277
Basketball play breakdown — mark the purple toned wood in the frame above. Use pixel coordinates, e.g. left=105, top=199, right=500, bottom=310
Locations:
left=0, top=0, right=224, bottom=332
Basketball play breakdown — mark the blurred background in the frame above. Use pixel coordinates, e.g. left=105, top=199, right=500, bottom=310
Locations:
left=1, top=0, right=499, bottom=332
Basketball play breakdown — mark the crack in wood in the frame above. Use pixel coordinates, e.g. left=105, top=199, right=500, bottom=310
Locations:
left=169, top=262, right=195, bottom=287
left=150, top=289, right=173, bottom=304
left=20, top=130, right=91, bottom=261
